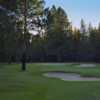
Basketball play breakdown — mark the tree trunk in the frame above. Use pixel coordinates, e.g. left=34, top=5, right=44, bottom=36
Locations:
left=21, top=0, right=27, bottom=71
left=22, top=52, right=26, bottom=71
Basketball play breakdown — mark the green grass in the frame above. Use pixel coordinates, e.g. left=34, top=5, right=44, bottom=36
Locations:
left=0, top=63, right=100, bottom=100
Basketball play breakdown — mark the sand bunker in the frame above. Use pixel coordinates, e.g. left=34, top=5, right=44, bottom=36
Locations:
left=43, top=72, right=100, bottom=81
left=77, top=64, right=96, bottom=68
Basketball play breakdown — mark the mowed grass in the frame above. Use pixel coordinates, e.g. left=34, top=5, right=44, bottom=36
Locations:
left=0, top=63, right=100, bottom=100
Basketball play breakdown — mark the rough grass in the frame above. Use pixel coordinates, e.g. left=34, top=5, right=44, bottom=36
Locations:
left=0, top=63, right=100, bottom=100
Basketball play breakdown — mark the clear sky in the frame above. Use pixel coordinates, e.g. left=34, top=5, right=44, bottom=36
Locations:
left=45, top=0, right=100, bottom=28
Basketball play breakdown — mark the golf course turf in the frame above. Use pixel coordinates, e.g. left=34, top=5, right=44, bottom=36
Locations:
left=0, top=63, right=100, bottom=100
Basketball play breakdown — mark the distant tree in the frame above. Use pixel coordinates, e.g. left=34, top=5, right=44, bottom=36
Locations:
left=72, top=28, right=81, bottom=61
left=0, top=1, right=17, bottom=62
left=80, top=19, right=87, bottom=40
left=45, top=5, right=71, bottom=62
left=94, top=23, right=100, bottom=62
left=46, top=6, right=70, bottom=35
left=88, top=22, right=93, bottom=34
left=73, top=28, right=81, bottom=41
left=67, top=24, right=73, bottom=37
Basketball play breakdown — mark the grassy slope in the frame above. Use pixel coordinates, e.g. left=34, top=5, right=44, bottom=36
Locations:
left=0, top=63, right=100, bottom=100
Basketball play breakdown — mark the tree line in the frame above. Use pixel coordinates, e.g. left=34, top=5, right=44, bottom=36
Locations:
left=0, top=0, right=100, bottom=63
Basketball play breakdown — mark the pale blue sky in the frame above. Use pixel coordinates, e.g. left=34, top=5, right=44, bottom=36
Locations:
left=45, top=0, right=100, bottom=28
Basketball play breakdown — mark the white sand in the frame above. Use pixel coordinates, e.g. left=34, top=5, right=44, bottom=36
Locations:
left=77, top=64, right=96, bottom=68
left=43, top=72, right=100, bottom=81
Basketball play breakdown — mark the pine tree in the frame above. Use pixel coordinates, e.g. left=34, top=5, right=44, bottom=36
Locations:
left=80, top=19, right=87, bottom=40
left=17, top=0, right=44, bottom=71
